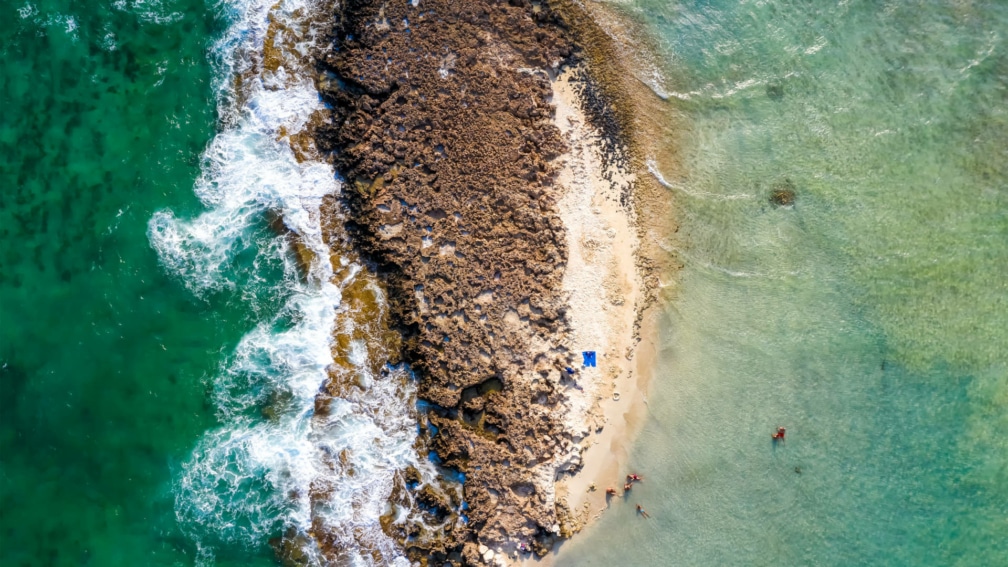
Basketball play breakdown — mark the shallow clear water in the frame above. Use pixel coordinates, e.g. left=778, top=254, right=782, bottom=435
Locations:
left=559, top=0, right=1007, bottom=565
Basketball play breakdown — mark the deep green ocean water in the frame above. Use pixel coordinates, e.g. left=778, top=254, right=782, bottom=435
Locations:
left=0, top=1, right=277, bottom=565
left=560, top=0, right=1007, bottom=565
left=3, top=0, right=421, bottom=564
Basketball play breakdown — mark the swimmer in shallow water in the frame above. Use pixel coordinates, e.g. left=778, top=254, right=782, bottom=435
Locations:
left=636, top=504, right=650, bottom=518
left=772, top=426, right=786, bottom=442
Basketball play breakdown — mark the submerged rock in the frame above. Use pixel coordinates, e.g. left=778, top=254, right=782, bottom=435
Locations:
left=766, top=82, right=785, bottom=101
left=770, top=178, right=797, bottom=207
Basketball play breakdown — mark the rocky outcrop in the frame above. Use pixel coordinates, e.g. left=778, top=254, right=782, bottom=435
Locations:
left=310, top=0, right=598, bottom=562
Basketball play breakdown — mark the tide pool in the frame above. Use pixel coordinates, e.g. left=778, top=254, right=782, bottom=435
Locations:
left=560, top=0, right=1007, bottom=565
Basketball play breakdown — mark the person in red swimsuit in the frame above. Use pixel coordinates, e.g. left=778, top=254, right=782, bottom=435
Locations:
left=772, top=426, right=786, bottom=441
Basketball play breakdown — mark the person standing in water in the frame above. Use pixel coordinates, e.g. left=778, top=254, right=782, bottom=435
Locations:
left=772, top=426, right=786, bottom=443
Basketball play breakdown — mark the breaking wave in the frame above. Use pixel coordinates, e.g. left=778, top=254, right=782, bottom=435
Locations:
left=148, top=1, right=440, bottom=564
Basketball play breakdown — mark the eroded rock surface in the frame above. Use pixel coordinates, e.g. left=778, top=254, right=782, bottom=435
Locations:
left=311, top=0, right=594, bottom=562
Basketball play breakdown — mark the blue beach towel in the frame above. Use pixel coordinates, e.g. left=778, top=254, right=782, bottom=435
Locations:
left=582, top=351, right=596, bottom=367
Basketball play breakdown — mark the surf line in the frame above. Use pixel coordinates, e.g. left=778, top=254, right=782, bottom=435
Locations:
left=149, top=1, right=447, bottom=564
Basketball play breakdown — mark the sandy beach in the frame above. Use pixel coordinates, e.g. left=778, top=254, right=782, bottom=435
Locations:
left=483, top=67, right=657, bottom=566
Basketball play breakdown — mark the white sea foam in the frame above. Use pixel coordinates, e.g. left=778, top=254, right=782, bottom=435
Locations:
left=212, top=284, right=341, bottom=420
left=147, top=123, right=335, bottom=296
left=150, top=0, right=432, bottom=564
left=647, top=158, right=754, bottom=201
left=17, top=2, right=37, bottom=19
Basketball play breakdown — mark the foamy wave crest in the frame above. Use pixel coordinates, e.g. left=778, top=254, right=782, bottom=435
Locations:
left=152, top=0, right=433, bottom=564
left=212, top=285, right=340, bottom=420
left=303, top=365, right=427, bottom=567
left=148, top=0, right=335, bottom=296
left=176, top=360, right=425, bottom=557
left=176, top=424, right=315, bottom=547
left=147, top=126, right=334, bottom=296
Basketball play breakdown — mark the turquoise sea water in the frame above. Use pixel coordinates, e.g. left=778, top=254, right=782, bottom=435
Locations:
left=4, top=0, right=434, bottom=564
left=0, top=1, right=280, bottom=564
left=560, top=0, right=1006, bottom=565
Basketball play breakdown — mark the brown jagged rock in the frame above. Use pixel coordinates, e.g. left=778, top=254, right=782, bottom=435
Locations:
left=311, top=0, right=592, bottom=562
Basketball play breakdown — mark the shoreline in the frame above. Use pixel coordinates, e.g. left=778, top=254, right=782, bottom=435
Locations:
left=305, top=0, right=682, bottom=563
left=540, top=2, right=685, bottom=562
left=551, top=65, right=649, bottom=534
left=530, top=65, right=669, bottom=566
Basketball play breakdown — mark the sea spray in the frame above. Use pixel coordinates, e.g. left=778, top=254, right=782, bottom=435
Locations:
left=148, top=0, right=447, bottom=563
